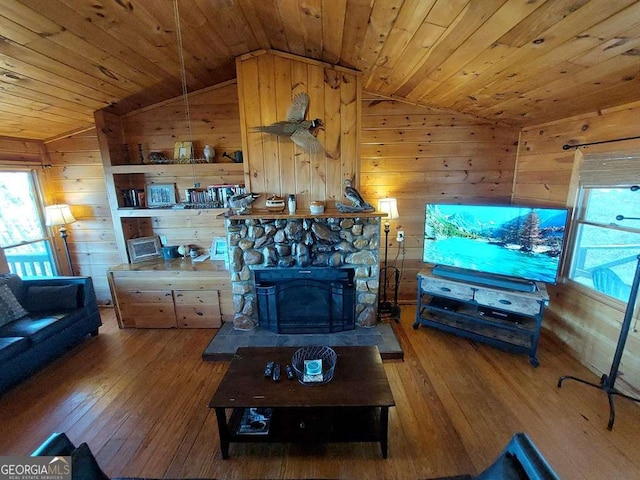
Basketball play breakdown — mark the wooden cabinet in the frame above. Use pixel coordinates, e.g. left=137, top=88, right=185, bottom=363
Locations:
left=414, top=269, right=549, bottom=366
left=108, top=259, right=233, bottom=329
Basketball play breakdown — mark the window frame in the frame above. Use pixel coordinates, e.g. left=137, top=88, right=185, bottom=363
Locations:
left=563, top=150, right=640, bottom=308
left=0, top=166, right=59, bottom=276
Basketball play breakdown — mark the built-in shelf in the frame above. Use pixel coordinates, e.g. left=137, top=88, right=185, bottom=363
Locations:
left=106, top=162, right=243, bottom=175
left=116, top=207, right=227, bottom=218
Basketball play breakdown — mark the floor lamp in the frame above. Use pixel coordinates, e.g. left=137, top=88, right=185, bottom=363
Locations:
left=378, top=198, right=401, bottom=322
left=557, top=254, right=640, bottom=430
left=45, top=204, right=76, bottom=276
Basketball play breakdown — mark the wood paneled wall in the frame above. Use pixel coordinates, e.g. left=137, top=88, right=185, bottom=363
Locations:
left=0, top=136, right=44, bottom=164
left=122, top=80, right=243, bottom=164
left=515, top=101, right=640, bottom=395
left=361, top=93, right=521, bottom=302
left=44, top=129, right=118, bottom=303
left=237, top=50, right=360, bottom=210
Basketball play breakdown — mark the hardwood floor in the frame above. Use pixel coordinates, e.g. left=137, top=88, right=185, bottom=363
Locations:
left=1, top=307, right=640, bottom=480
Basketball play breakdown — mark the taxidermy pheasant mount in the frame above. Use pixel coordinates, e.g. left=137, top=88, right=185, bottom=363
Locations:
left=252, top=93, right=325, bottom=155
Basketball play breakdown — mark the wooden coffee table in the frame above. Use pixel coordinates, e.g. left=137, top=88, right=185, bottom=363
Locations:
left=209, top=346, right=395, bottom=458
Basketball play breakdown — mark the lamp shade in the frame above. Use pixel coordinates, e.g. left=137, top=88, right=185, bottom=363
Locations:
left=45, top=204, right=76, bottom=227
left=377, top=198, right=399, bottom=220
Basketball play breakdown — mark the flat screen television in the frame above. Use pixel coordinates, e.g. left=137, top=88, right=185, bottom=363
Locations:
left=423, top=203, right=569, bottom=285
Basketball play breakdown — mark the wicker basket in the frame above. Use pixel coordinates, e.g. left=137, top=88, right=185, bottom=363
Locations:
left=291, top=346, right=337, bottom=386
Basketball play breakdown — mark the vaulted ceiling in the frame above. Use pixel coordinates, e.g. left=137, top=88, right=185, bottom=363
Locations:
left=1, top=0, right=640, bottom=141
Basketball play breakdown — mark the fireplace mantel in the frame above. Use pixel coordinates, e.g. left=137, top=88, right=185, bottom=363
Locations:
left=226, top=209, right=387, bottom=220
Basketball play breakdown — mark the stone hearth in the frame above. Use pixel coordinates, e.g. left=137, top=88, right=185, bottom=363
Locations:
left=202, top=321, right=403, bottom=361
left=225, top=212, right=383, bottom=331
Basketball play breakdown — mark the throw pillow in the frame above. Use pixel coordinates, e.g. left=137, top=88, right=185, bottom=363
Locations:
left=25, top=284, right=79, bottom=312
left=70, top=443, right=110, bottom=480
left=0, top=284, right=28, bottom=326
left=0, top=273, right=24, bottom=299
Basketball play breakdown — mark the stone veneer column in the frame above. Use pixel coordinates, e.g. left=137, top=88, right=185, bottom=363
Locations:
left=226, top=215, right=381, bottom=330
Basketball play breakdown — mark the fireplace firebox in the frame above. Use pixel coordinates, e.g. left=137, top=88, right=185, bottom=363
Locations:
left=255, top=268, right=356, bottom=334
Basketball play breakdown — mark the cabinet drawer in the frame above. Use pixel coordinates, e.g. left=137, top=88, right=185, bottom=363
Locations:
left=474, top=289, right=542, bottom=316
left=174, top=290, right=222, bottom=328
left=420, top=277, right=474, bottom=302
left=119, top=290, right=176, bottom=328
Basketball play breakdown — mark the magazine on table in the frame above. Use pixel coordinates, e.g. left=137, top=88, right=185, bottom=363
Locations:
left=236, top=407, right=273, bottom=435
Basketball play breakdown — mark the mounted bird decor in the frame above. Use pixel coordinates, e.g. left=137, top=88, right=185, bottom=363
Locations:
left=252, top=93, right=325, bottom=155
left=228, top=192, right=260, bottom=215
left=336, top=179, right=375, bottom=213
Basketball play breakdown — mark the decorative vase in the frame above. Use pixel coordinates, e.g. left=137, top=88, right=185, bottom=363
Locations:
left=203, top=145, right=216, bottom=163
left=203, top=144, right=214, bottom=162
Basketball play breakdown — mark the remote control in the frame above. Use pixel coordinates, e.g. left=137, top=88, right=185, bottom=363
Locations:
left=285, top=364, right=295, bottom=380
left=264, top=361, right=274, bottom=378
left=272, top=363, right=281, bottom=382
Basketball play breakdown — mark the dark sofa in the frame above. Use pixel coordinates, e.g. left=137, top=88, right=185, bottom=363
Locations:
left=0, top=273, right=101, bottom=394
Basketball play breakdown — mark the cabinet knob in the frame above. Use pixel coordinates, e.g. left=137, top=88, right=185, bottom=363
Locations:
left=440, top=287, right=451, bottom=292
left=499, top=299, right=512, bottom=305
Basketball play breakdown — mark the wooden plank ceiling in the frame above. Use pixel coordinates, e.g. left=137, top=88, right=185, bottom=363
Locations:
left=1, top=0, right=640, bottom=141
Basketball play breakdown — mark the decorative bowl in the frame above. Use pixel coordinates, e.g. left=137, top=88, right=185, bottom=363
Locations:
left=309, top=201, right=325, bottom=214
left=291, top=345, right=337, bottom=385
left=265, top=195, right=286, bottom=212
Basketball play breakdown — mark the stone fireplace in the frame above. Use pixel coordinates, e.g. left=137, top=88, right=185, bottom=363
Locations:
left=225, top=213, right=383, bottom=331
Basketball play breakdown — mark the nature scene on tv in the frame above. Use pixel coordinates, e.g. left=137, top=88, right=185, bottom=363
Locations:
left=423, top=204, right=568, bottom=283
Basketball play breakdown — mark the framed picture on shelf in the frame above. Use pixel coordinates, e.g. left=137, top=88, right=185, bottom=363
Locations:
left=174, top=141, right=193, bottom=161
left=127, top=235, right=162, bottom=263
left=146, top=183, right=177, bottom=207
left=211, top=237, right=229, bottom=268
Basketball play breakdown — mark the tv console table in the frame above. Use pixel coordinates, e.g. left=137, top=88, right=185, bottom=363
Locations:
left=414, top=269, right=549, bottom=366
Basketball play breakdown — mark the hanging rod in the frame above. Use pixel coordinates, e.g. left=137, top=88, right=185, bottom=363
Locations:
left=562, top=135, right=640, bottom=150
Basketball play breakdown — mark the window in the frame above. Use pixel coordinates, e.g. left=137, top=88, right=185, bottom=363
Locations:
left=567, top=153, right=640, bottom=302
left=0, top=170, right=57, bottom=276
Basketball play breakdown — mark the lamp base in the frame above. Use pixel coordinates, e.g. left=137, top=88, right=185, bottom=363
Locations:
left=60, top=227, right=74, bottom=276
left=379, top=263, right=400, bottom=323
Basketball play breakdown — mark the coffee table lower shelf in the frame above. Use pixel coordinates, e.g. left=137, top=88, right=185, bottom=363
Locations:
left=215, top=406, right=390, bottom=458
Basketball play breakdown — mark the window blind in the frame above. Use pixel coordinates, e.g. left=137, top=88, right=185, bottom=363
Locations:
left=580, top=152, right=640, bottom=186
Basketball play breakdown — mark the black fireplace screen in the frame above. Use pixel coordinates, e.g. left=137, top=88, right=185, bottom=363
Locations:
left=255, top=268, right=356, bottom=334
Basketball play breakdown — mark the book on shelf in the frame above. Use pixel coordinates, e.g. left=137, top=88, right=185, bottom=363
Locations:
left=206, top=184, right=246, bottom=208
left=236, top=407, right=272, bottom=435
left=180, top=184, right=246, bottom=208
